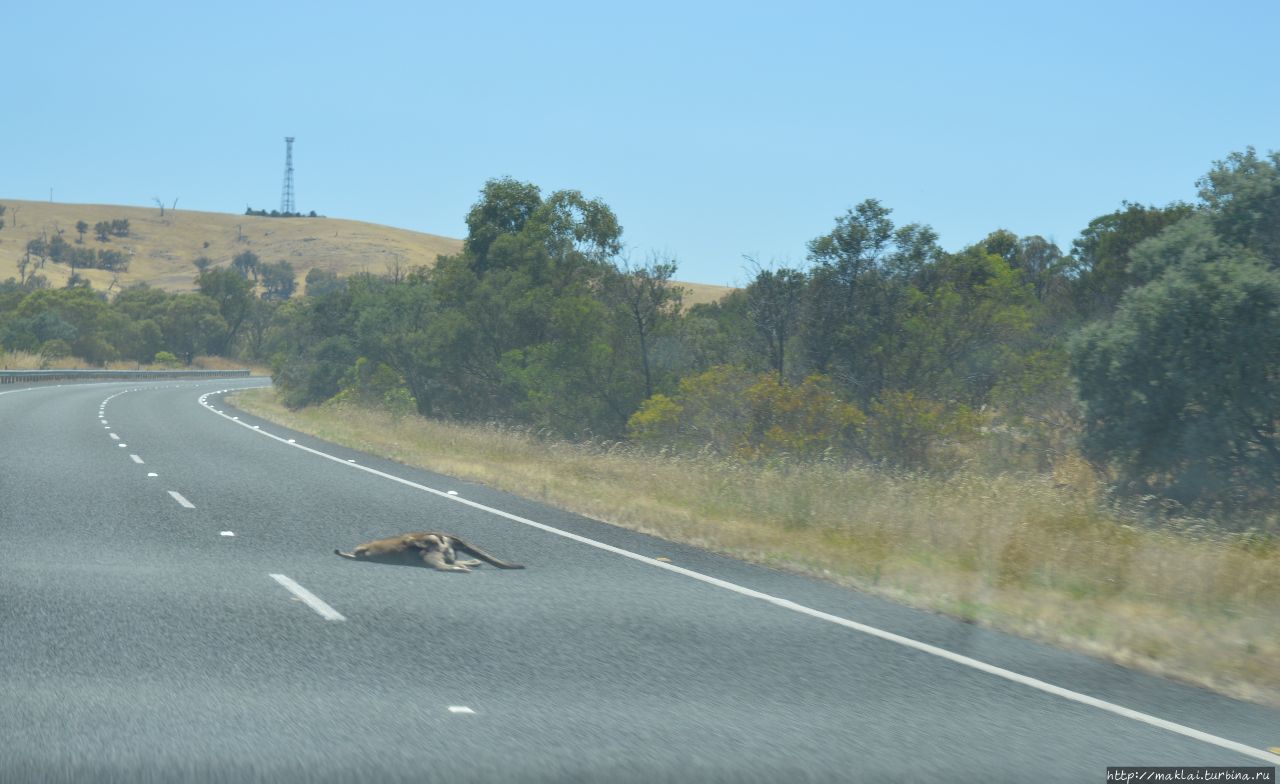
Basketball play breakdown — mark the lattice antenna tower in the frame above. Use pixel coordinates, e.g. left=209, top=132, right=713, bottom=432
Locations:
left=280, top=137, right=296, bottom=214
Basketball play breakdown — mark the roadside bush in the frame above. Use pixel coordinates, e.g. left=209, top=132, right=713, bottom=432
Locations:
left=328, top=357, right=417, bottom=416
left=39, top=339, right=72, bottom=363
left=628, top=365, right=865, bottom=460
left=867, top=390, right=981, bottom=471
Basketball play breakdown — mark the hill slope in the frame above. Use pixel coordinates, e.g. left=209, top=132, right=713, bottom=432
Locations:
left=0, top=200, right=461, bottom=293
left=0, top=199, right=732, bottom=305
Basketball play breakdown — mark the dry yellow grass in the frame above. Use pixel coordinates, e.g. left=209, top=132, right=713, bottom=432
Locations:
left=232, top=388, right=1280, bottom=707
left=0, top=198, right=732, bottom=305
left=0, top=349, right=267, bottom=374
left=677, top=281, right=735, bottom=308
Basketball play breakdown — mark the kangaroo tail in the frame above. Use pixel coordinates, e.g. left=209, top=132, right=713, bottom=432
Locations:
left=452, top=537, right=525, bottom=569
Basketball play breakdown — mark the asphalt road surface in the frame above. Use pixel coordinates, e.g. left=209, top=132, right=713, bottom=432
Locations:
left=2, top=378, right=1278, bottom=783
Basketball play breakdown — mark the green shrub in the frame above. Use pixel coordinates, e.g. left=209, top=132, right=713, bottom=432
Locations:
left=628, top=365, right=865, bottom=460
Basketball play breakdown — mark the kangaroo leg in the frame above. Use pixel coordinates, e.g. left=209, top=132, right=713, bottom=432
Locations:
left=452, top=537, right=525, bottom=569
left=420, top=547, right=471, bottom=572
left=334, top=549, right=358, bottom=559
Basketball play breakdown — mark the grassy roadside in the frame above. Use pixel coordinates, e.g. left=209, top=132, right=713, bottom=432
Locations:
left=232, top=387, right=1280, bottom=707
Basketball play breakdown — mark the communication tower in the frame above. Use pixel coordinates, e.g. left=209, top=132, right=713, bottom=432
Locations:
left=280, top=137, right=296, bottom=214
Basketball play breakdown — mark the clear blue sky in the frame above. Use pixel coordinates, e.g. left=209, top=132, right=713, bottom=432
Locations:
left=5, top=1, right=1277, bottom=286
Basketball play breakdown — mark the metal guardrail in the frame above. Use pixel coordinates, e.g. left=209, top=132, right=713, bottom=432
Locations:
left=0, top=368, right=253, bottom=384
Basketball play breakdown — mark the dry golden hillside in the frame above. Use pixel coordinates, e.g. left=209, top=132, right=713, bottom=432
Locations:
left=0, top=199, right=732, bottom=306
left=0, top=200, right=461, bottom=293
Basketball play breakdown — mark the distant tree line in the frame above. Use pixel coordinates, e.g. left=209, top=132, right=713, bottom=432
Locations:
left=244, top=207, right=320, bottom=218
left=4, top=148, right=1279, bottom=519
left=26, top=235, right=130, bottom=272
left=1, top=245, right=299, bottom=365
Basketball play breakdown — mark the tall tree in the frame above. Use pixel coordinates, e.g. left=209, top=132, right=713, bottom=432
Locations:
left=463, top=177, right=543, bottom=271
left=1197, top=147, right=1280, bottom=264
left=801, top=199, right=944, bottom=399
left=745, top=263, right=805, bottom=380
left=196, top=267, right=254, bottom=355
left=160, top=294, right=226, bottom=364
left=1069, top=201, right=1195, bottom=314
left=607, top=255, right=682, bottom=398
left=1070, top=147, right=1280, bottom=510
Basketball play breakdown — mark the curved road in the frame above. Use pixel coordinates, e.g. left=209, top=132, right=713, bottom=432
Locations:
left=2, top=378, right=1277, bottom=782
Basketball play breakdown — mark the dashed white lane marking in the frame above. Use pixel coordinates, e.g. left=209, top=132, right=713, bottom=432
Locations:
left=118, top=443, right=127, bottom=448
left=200, top=388, right=1280, bottom=766
left=147, top=472, right=158, bottom=477
left=268, top=574, right=345, bottom=621
left=168, top=490, right=195, bottom=508
left=447, top=706, right=475, bottom=715
left=130, top=454, right=144, bottom=464
left=109, top=433, right=119, bottom=440
left=220, top=531, right=236, bottom=537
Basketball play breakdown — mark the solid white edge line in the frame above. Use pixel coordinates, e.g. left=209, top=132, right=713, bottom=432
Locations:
left=201, top=388, right=1280, bottom=766
left=269, top=574, right=346, bottom=621
left=168, top=490, right=196, bottom=508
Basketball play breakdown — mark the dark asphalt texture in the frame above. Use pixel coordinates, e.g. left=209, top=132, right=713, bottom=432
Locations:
left=1, top=379, right=1277, bottom=783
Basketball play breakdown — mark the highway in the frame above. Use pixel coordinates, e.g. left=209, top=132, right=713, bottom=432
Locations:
left=2, top=378, right=1277, bottom=782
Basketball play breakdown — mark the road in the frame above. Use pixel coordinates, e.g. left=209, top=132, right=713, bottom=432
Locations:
left=2, top=378, right=1277, bottom=783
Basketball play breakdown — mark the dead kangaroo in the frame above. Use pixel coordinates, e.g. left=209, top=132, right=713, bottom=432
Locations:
left=334, top=532, right=524, bottom=572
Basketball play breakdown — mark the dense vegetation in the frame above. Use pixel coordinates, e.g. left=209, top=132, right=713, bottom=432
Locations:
left=3, top=148, right=1278, bottom=523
